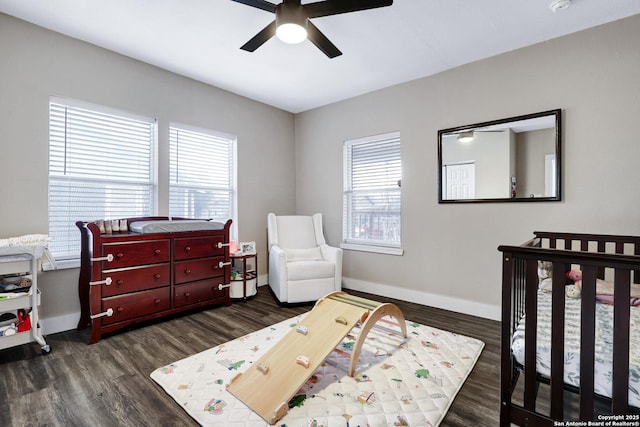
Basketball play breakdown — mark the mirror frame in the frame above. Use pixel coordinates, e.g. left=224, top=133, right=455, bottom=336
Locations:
left=437, top=109, right=562, bottom=203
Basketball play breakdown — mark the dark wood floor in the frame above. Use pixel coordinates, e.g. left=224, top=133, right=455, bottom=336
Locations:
left=0, top=288, right=501, bottom=426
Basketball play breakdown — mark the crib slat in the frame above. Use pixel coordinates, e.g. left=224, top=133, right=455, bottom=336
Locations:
left=549, top=263, right=566, bottom=419
left=500, top=252, right=515, bottom=426
left=634, top=243, right=640, bottom=284
left=523, top=260, right=539, bottom=410
left=579, top=266, right=597, bottom=420
left=597, top=241, right=606, bottom=279
left=580, top=239, right=588, bottom=252
left=611, top=270, right=631, bottom=413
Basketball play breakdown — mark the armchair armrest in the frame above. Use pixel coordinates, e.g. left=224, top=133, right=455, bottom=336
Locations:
left=320, top=244, right=343, bottom=291
left=319, top=244, right=341, bottom=263
left=269, top=245, right=289, bottom=302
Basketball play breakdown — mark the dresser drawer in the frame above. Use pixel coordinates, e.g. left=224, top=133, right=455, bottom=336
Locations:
left=102, top=264, right=170, bottom=297
left=102, top=240, right=170, bottom=269
left=174, top=256, right=226, bottom=284
left=101, top=287, right=170, bottom=325
left=174, top=279, right=226, bottom=308
left=174, top=236, right=226, bottom=260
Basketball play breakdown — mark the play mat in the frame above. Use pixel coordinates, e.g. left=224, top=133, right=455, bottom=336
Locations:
left=150, top=314, right=484, bottom=426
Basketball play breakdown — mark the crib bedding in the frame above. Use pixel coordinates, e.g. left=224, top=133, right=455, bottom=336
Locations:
left=129, top=220, right=225, bottom=234
left=511, top=290, right=640, bottom=407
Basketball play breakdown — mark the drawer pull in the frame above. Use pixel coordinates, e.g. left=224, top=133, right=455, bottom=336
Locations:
left=154, top=249, right=161, bottom=255
left=218, top=261, right=232, bottom=268
left=184, top=269, right=191, bottom=275
left=91, top=254, right=114, bottom=262
left=116, top=279, right=124, bottom=286
left=90, top=277, right=112, bottom=286
left=116, top=306, right=124, bottom=313
left=217, top=242, right=230, bottom=248
left=116, top=253, right=124, bottom=259
left=154, top=273, right=161, bottom=279
left=184, top=292, right=191, bottom=297
left=90, top=308, right=113, bottom=319
left=218, top=284, right=231, bottom=290
left=184, top=246, right=191, bottom=252
left=154, top=298, right=161, bottom=304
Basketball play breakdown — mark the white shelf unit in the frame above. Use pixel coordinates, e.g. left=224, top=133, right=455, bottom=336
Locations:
left=0, top=246, right=51, bottom=354
left=230, top=253, right=257, bottom=300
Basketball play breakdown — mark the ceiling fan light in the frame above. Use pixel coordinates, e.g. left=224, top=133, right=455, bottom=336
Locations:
left=457, top=131, right=474, bottom=143
left=276, top=23, right=307, bottom=44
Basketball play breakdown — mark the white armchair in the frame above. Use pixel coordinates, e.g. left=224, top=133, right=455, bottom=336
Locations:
left=267, top=213, right=343, bottom=304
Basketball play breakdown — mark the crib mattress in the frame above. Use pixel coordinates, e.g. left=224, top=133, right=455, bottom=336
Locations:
left=511, top=290, right=640, bottom=407
left=129, top=220, right=224, bottom=234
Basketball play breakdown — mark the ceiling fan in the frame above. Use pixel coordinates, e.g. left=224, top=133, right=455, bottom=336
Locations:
left=231, top=0, right=393, bottom=58
left=447, top=128, right=508, bottom=143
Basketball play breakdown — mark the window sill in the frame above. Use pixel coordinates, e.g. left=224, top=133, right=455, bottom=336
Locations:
left=340, top=243, right=403, bottom=256
left=44, top=258, right=80, bottom=271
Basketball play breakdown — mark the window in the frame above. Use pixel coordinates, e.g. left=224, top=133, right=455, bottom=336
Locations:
left=342, top=131, right=402, bottom=255
left=48, top=98, right=155, bottom=263
left=169, top=124, right=237, bottom=237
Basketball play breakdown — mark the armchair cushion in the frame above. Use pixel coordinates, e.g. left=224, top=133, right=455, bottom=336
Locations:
left=287, top=260, right=335, bottom=281
left=284, top=247, right=323, bottom=262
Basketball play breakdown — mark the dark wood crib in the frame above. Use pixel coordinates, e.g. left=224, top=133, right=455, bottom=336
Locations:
left=499, top=231, right=640, bottom=426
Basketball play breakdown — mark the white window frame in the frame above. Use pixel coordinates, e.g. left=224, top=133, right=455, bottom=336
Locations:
left=342, top=131, right=403, bottom=256
left=48, top=97, right=157, bottom=268
left=169, top=123, right=238, bottom=240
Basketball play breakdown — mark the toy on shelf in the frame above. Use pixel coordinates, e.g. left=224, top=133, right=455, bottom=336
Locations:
left=17, top=309, right=31, bottom=332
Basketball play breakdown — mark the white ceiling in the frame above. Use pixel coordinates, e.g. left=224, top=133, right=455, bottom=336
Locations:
left=1, top=0, right=639, bottom=113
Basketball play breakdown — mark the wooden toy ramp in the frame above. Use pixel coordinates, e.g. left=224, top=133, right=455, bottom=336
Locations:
left=226, top=291, right=407, bottom=425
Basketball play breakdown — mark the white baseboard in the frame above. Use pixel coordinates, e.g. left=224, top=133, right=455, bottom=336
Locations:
left=41, top=312, right=79, bottom=336
left=258, top=273, right=268, bottom=287
left=39, top=275, right=498, bottom=335
left=342, top=277, right=501, bottom=321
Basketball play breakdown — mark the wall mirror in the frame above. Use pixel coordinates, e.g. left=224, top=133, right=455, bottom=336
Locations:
left=438, top=109, right=561, bottom=203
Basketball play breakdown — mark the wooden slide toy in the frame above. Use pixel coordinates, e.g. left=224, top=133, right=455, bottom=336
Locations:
left=226, top=291, right=407, bottom=425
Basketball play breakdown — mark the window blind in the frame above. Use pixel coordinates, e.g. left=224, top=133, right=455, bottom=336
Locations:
left=169, top=126, right=235, bottom=224
left=48, top=101, right=155, bottom=260
left=343, top=132, right=402, bottom=248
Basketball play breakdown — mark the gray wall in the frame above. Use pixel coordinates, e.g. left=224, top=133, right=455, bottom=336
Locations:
left=2, top=12, right=639, bottom=332
left=294, top=14, right=640, bottom=319
left=0, top=13, right=296, bottom=332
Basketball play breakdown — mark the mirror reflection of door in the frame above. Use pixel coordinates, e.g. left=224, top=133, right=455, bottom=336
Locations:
left=443, top=162, right=475, bottom=199
left=544, top=154, right=557, bottom=197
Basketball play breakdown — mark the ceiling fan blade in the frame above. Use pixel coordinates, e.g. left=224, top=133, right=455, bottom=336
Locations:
left=307, top=21, right=342, bottom=58
left=230, top=0, right=277, bottom=13
left=240, top=21, right=277, bottom=52
left=304, top=0, right=393, bottom=19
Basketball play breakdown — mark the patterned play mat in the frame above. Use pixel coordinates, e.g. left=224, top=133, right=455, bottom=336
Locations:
left=150, top=313, right=484, bottom=427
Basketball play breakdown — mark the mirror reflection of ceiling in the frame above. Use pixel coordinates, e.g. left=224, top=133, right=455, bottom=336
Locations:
left=466, top=116, right=555, bottom=134
left=445, top=116, right=556, bottom=141
left=439, top=110, right=561, bottom=203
